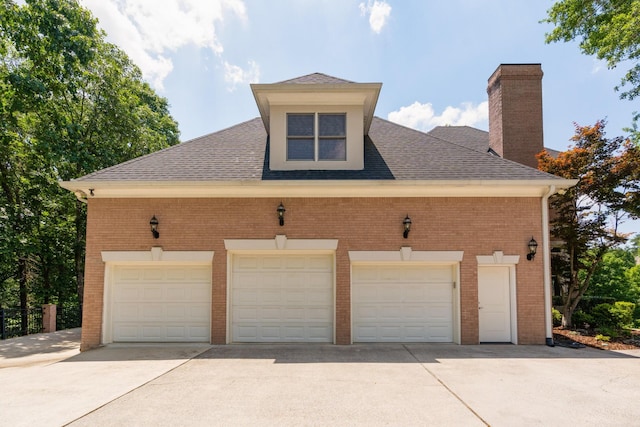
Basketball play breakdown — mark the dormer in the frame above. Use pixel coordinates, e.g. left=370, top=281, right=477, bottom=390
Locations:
left=251, top=73, right=382, bottom=171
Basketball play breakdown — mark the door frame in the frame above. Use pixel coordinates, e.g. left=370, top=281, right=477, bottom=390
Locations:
left=224, top=235, right=339, bottom=344
left=348, top=248, right=464, bottom=344
left=476, top=251, right=519, bottom=344
left=101, top=248, right=215, bottom=345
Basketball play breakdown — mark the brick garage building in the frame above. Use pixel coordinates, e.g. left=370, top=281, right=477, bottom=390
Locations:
left=62, top=64, right=575, bottom=351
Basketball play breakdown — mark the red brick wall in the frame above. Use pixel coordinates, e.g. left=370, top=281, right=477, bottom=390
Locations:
left=81, top=196, right=545, bottom=350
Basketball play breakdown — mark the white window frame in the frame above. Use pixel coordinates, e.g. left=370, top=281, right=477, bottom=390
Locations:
left=286, top=112, right=347, bottom=162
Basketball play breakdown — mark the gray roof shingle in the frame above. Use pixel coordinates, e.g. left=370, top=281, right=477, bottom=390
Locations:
left=72, top=117, right=563, bottom=183
left=427, top=126, right=490, bottom=153
left=275, top=73, right=355, bottom=85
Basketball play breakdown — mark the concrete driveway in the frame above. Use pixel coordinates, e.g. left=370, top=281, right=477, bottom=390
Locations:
left=1, top=331, right=639, bottom=427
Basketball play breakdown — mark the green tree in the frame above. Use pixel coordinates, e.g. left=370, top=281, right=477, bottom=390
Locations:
left=0, top=0, right=180, bottom=310
left=543, top=0, right=640, bottom=101
left=538, top=120, right=640, bottom=328
left=586, top=248, right=638, bottom=302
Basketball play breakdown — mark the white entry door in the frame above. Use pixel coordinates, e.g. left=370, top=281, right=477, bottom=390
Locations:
left=478, top=266, right=512, bottom=342
left=231, top=254, right=333, bottom=342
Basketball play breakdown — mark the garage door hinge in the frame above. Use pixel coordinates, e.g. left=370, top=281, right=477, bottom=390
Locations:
left=453, top=281, right=456, bottom=289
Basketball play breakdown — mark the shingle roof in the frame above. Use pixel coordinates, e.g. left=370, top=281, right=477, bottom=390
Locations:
left=427, top=126, right=490, bottom=153
left=275, top=73, right=355, bottom=85
left=72, top=117, right=563, bottom=183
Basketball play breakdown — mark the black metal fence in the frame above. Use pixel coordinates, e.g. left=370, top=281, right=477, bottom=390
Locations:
left=56, top=303, right=82, bottom=331
left=0, top=303, right=82, bottom=340
left=0, top=307, right=43, bottom=340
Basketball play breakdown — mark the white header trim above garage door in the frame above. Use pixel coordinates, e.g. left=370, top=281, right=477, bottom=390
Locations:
left=224, top=235, right=338, bottom=252
left=476, top=251, right=520, bottom=265
left=102, top=247, right=214, bottom=264
left=349, top=247, right=463, bottom=263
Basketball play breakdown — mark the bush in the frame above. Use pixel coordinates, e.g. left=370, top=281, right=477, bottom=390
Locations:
left=572, top=310, right=594, bottom=328
left=552, top=308, right=562, bottom=327
left=610, top=301, right=635, bottom=329
left=592, top=303, right=614, bottom=328
left=591, top=301, right=636, bottom=331
left=578, top=296, right=616, bottom=312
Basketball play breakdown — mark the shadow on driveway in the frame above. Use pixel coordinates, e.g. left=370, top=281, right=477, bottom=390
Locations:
left=195, top=342, right=639, bottom=364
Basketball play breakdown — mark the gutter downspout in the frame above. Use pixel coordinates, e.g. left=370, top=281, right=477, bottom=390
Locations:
left=542, top=185, right=555, bottom=346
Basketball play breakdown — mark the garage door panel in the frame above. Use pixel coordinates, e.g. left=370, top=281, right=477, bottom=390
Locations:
left=352, top=264, right=454, bottom=343
left=141, top=326, right=162, bottom=340
left=142, top=269, right=163, bottom=281
left=114, top=287, right=140, bottom=301
left=285, top=257, right=306, bottom=269
left=307, top=307, right=332, bottom=321
left=426, top=283, right=454, bottom=302
left=232, top=254, right=333, bottom=343
left=111, top=265, right=211, bottom=343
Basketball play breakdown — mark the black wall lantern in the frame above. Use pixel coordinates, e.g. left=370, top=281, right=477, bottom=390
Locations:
left=403, top=215, right=412, bottom=239
left=527, top=237, right=538, bottom=261
left=150, top=215, right=159, bottom=239
left=277, top=203, right=286, bottom=226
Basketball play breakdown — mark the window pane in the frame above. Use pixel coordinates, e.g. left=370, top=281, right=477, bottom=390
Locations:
left=287, top=114, right=314, bottom=136
left=287, top=138, right=314, bottom=160
left=319, top=114, right=345, bottom=137
left=319, top=138, right=346, bottom=160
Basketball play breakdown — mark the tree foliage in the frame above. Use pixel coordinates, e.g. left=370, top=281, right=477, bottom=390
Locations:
left=538, top=120, right=640, bottom=327
left=543, top=0, right=640, bottom=101
left=586, top=248, right=640, bottom=303
left=0, top=0, right=180, bottom=308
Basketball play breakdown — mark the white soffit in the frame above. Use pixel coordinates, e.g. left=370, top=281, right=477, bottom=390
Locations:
left=61, top=180, right=573, bottom=200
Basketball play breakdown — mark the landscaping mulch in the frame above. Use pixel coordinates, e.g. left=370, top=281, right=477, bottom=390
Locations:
left=553, top=327, right=640, bottom=351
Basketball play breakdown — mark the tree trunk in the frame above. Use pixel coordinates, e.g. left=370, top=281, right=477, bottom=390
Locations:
left=561, top=304, right=573, bottom=329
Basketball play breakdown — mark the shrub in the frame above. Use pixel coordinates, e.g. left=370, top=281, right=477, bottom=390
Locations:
left=572, top=310, right=594, bottom=328
left=552, top=308, right=562, bottom=327
left=591, top=301, right=636, bottom=332
left=595, top=334, right=610, bottom=342
left=592, top=303, right=614, bottom=328
left=578, top=296, right=616, bottom=314
left=610, top=301, right=635, bottom=329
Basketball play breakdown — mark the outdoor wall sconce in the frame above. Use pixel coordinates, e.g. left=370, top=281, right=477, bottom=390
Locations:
left=403, top=215, right=412, bottom=239
left=150, top=215, right=159, bottom=239
left=527, top=237, right=538, bottom=261
left=277, top=203, right=286, bottom=226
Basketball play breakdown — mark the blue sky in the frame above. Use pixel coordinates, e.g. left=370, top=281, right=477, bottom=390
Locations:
left=80, top=0, right=637, bottom=148
left=80, top=0, right=637, bottom=234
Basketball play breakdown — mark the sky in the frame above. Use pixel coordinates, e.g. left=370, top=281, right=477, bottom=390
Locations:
left=78, top=0, right=638, bottom=234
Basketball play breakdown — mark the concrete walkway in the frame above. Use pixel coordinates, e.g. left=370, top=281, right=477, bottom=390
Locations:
left=1, top=331, right=639, bottom=426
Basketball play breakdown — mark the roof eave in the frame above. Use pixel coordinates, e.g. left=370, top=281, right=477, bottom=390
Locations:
left=60, top=178, right=577, bottom=200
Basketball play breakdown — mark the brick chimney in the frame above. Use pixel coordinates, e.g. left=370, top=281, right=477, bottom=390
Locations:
left=487, top=64, right=544, bottom=169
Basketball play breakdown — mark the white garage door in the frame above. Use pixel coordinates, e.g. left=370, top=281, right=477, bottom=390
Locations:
left=111, top=265, right=211, bottom=342
left=231, top=254, right=333, bottom=342
left=352, top=264, right=454, bottom=342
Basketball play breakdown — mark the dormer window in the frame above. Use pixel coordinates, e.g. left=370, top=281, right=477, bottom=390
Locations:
left=287, top=113, right=346, bottom=161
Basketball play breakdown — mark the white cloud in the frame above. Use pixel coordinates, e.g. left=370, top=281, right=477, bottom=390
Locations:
left=388, top=101, right=488, bottom=131
left=80, top=0, right=248, bottom=90
left=359, top=0, right=391, bottom=34
left=223, top=60, right=260, bottom=91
